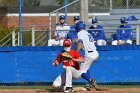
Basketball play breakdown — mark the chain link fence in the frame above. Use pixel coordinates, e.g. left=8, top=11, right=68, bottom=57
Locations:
left=112, top=0, right=140, bottom=9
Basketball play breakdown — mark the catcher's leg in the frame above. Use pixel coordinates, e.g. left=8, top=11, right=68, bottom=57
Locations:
left=53, top=71, right=66, bottom=90
left=64, top=67, right=73, bottom=92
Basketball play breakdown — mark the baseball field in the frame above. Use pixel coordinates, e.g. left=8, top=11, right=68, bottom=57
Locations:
left=0, top=85, right=140, bottom=93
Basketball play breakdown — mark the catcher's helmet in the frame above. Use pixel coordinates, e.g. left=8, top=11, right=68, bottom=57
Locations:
left=92, top=18, right=98, bottom=23
left=59, top=15, right=65, bottom=20
left=63, top=39, right=71, bottom=46
left=75, top=21, right=86, bottom=31
left=120, top=17, right=127, bottom=23
left=74, top=16, right=80, bottom=21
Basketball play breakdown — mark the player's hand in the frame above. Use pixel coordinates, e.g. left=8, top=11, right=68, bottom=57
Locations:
left=52, top=60, right=59, bottom=66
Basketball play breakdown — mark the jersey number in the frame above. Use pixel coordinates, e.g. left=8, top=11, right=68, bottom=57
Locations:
left=88, top=35, right=94, bottom=42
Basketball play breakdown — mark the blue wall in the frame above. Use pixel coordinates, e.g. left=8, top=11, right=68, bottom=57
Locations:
left=0, top=45, right=140, bottom=83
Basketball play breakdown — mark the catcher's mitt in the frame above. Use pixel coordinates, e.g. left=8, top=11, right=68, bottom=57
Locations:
left=61, top=51, right=72, bottom=61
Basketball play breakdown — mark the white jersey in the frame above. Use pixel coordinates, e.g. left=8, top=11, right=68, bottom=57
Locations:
left=77, top=30, right=96, bottom=52
left=55, top=24, right=70, bottom=38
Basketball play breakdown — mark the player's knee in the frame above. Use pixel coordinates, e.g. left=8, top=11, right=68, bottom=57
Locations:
left=112, top=40, right=117, bottom=45
left=126, top=40, right=132, bottom=44
left=52, top=82, right=61, bottom=88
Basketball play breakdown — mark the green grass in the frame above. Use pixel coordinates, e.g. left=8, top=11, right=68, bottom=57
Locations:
left=0, top=86, right=52, bottom=89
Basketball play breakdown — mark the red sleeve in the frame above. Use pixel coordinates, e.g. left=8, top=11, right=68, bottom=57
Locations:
left=75, top=51, right=81, bottom=58
left=71, top=50, right=81, bottom=58
left=55, top=52, right=62, bottom=64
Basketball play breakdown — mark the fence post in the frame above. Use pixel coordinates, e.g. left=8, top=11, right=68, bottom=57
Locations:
left=32, top=27, right=35, bottom=46
left=49, top=13, right=51, bottom=40
left=12, top=30, right=16, bottom=46
left=80, top=0, right=88, bottom=23
left=136, top=25, right=140, bottom=45
left=126, top=0, right=129, bottom=9
left=110, top=0, right=112, bottom=10
left=56, top=12, right=59, bottom=24
left=18, top=32, right=20, bottom=46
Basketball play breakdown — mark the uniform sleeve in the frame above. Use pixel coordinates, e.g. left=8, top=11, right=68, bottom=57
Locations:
left=96, top=25, right=106, bottom=40
left=55, top=52, right=62, bottom=64
left=77, top=33, right=83, bottom=43
left=116, top=26, right=122, bottom=40
left=73, top=51, right=81, bottom=58
left=126, top=25, right=133, bottom=40
left=67, top=26, right=77, bottom=40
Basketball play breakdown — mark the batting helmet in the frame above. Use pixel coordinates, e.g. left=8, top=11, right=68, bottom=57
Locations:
left=63, top=39, right=71, bottom=47
left=75, top=21, right=86, bottom=31
left=92, top=18, right=98, bottom=23
left=59, top=15, right=65, bottom=20
left=74, top=16, right=80, bottom=21
left=120, top=17, right=127, bottom=23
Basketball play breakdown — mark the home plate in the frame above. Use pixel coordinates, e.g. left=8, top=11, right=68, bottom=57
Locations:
left=73, top=87, right=87, bottom=92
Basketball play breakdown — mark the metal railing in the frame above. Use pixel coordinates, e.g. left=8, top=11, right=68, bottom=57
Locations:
left=0, top=24, right=139, bottom=46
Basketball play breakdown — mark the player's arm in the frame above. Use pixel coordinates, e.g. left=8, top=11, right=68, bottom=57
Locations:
left=52, top=60, right=59, bottom=66
left=76, top=39, right=83, bottom=52
left=72, top=57, right=85, bottom=63
left=72, top=51, right=85, bottom=63
left=52, top=53, right=61, bottom=66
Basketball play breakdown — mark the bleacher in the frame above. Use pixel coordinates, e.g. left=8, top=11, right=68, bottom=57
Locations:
left=89, top=9, right=140, bottom=43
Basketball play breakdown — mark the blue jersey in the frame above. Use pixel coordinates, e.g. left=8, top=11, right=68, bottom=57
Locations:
left=116, top=24, right=133, bottom=40
left=67, top=25, right=78, bottom=40
left=110, top=34, right=117, bottom=42
left=88, top=25, right=106, bottom=41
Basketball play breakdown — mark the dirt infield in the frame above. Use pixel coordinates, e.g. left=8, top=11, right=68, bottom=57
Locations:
left=0, top=88, right=140, bottom=93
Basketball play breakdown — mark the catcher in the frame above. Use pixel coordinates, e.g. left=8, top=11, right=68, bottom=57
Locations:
left=52, top=39, right=85, bottom=92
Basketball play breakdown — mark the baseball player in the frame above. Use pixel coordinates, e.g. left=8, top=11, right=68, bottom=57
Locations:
left=112, top=17, right=133, bottom=45
left=110, top=34, right=117, bottom=45
left=88, top=18, right=106, bottom=46
left=67, top=16, right=80, bottom=43
left=48, top=15, right=70, bottom=46
left=52, top=39, right=85, bottom=92
left=75, top=21, right=99, bottom=88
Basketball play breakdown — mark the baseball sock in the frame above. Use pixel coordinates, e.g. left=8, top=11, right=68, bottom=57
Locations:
left=81, top=70, right=91, bottom=83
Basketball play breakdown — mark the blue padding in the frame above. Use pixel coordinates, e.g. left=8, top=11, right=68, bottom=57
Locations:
left=0, top=45, right=140, bottom=83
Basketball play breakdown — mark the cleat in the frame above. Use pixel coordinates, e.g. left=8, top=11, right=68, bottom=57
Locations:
left=84, top=84, right=92, bottom=91
left=90, top=78, right=99, bottom=90
left=90, top=78, right=97, bottom=87
left=64, top=87, right=73, bottom=93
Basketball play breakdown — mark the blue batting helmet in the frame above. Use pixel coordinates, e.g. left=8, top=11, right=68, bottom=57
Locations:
left=120, top=17, right=127, bottom=23
left=127, top=15, right=138, bottom=21
left=74, top=16, right=80, bottom=21
left=75, top=21, right=86, bottom=31
left=92, top=18, right=98, bottom=23
left=59, top=15, right=65, bottom=20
